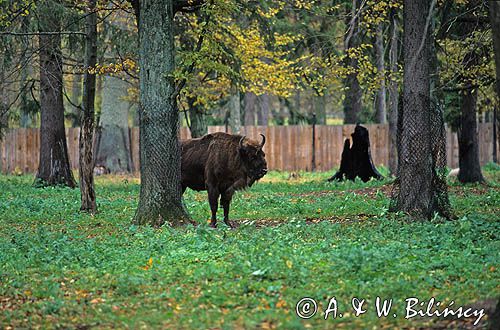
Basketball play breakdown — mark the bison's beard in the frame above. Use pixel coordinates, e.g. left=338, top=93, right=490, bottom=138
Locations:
left=250, top=168, right=268, bottom=181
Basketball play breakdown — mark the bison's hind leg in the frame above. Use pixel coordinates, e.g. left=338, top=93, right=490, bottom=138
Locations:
left=221, top=189, right=235, bottom=228
left=207, top=185, right=220, bottom=228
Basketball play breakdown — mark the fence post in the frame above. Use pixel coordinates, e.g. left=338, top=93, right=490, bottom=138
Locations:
left=311, top=113, right=316, bottom=172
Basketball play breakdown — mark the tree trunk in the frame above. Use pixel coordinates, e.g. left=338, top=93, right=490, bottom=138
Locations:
left=314, top=90, right=327, bottom=125
left=457, top=5, right=484, bottom=183
left=95, top=75, right=132, bottom=173
left=20, top=14, right=34, bottom=128
left=0, top=63, right=7, bottom=143
left=228, top=89, right=241, bottom=134
left=272, top=97, right=286, bottom=125
left=133, top=0, right=191, bottom=227
left=244, top=92, right=256, bottom=125
left=35, top=1, right=76, bottom=188
left=458, top=88, right=484, bottom=183
left=388, top=8, right=399, bottom=176
left=489, top=0, right=500, bottom=165
left=70, top=74, right=82, bottom=127
left=289, top=91, right=302, bottom=125
left=257, top=93, right=269, bottom=126
left=343, top=0, right=363, bottom=124
left=187, top=96, right=207, bottom=138
left=392, top=0, right=438, bottom=218
left=374, top=23, right=387, bottom=124
left=79, top=0, right=98, bottom=213
left=0, top=52, right=9, bottom=137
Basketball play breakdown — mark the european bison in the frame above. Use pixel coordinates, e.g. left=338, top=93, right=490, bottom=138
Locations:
left=181, top=132, right=268, bottom=228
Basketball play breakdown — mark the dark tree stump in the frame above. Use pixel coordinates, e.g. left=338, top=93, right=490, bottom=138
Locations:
left=328, top=124, right=383, bottom=183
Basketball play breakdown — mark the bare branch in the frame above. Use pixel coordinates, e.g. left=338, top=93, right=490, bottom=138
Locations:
left=0, top=31, right=86, bottom=37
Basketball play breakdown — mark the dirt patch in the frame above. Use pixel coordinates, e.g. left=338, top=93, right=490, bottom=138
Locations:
left=234, top=214, right=374, bottom=228
left=282, top=184, right=393, bottom=200
left=449, top=184, right=498, bottom=197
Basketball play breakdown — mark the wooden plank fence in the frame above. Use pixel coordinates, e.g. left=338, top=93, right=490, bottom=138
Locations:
left=0, top=124, right=497, bottom=174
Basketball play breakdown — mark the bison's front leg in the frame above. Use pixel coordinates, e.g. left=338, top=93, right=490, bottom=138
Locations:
left=207, top=185, right=220, bottom=228
left=220, top=189, right=235, bottom=228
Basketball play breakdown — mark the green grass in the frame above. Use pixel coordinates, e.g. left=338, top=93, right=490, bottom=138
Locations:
left=0, top=166, right=499, bottom=329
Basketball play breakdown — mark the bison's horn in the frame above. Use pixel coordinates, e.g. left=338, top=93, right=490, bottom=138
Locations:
left=259, top=134, right=266, bottom=148
left=239, top=135, right=246, bottom=149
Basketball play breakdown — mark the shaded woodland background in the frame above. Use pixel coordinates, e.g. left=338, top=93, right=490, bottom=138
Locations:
left=0, top=0, right=497, bottom=174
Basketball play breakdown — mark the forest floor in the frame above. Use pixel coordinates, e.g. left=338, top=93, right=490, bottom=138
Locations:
left=0, top=165, right=499, bottom=329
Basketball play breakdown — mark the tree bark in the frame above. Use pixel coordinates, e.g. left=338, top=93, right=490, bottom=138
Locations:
left=489, top=0, right=500, bottom=164
left=374, top=23, right=387, bottom=124
left=187, top=96, right=207, bottom=138
left=393, top=0, right=437, bottom=218
left=69, top=74, right=82, bottom=127
left=35, top=1, right=76, bottom=188
left=133, top=0, right=191, bottom=226
left=388, top=8, right=399, bottom=176
left=228, top=89, right=241, bottom=134
left=257, top=93, right=269, bottom=126
left=343, top=0, right=363, bottom=124
left=79, top=0, right=98, bottom=213
left=458, top=88, right=484, bottom=183
left=20, top=14, right=34, bottom=128
left=244, top=92, right=256, bottom=125
left=95, top=75, right=132, bottom=173
left=0, top=54, right=8, bottom=139
left=457, top=4, right=484, bottom=183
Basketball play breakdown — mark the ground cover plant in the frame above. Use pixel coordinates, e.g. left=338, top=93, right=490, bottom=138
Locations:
left=0, top=165, right=499, bottom=329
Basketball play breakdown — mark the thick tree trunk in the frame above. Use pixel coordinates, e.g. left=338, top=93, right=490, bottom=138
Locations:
left=457, top=4, right=484, bottom=183
left=374, top=23, right=387, bottom=124
left=458, top=88, right=484, bottom=183
left=257, top=93, right=269, bottom=126
left=79, top=0, right=98, bottom=213
left=35, top=2, right=76, bottom=188
left=95, top=75, right=132, bottom=173
left=343, top=0, right=363, bottom=124
left=133, top=0, right=191, bottom=226
left=388, top=9, right=399, bottom=176
left=393, top=0, right=436, bottom=218
left=244, top=92, right=256, bottom=125
left=344, top=73, right=362, bottom=124
left=228, top=90, right=241, bottom=134
left=489, top=0, right=500, bottom=165
left=187, top=96, right=207, bottom=138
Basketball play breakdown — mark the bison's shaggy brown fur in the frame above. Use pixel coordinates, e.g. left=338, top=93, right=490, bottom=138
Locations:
left=181, top=132, right=268, bottom=227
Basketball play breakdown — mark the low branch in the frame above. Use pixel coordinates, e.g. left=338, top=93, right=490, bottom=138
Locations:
left=442, top=78, right=494, bottom=92
left=0, top=31, right=86, bottom=37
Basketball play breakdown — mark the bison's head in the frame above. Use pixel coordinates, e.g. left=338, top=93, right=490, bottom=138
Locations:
left=239, top=134, right=268, bottom=180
